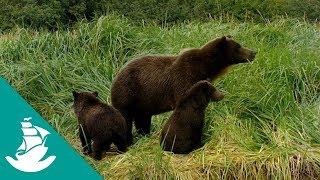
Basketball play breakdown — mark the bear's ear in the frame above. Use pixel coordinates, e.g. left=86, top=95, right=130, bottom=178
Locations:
left=218, top=36, right=227, bottom=47
left=203, top=83, right=214, bottom=97
left=72, top=91, right=78, bottom=98
left=92, top=91, right=98, bottom=97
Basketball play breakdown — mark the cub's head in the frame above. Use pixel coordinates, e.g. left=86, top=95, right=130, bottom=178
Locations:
left=72, top=91, right=99, bottom=116
left=210, top=85, right=224, bottom=102
left=181, top=80, right=224, bottom=108
left=203, top=36, right=257, bottom=65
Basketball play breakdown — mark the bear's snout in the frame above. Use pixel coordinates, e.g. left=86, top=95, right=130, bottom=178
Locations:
left=211, top=90, right=224, bottom=101
left=250, top=50, right=257, bottom=60
left=240, top=48, right=257, bottom=63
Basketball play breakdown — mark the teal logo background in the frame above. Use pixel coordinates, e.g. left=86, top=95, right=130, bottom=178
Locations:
left=0, top=77, right=102, bottom=179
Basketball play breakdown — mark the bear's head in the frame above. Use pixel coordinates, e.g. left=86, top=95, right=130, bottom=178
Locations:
left=210, top=85, right=224, bottom=102
left=72, top=91, right=99, bottom=116
left=180, top=80, right=224, bottom=108
left=202, top=36, right=257, bottom=65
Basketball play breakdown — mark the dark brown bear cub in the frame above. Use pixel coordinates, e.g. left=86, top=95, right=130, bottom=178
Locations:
left=111, top=36, right=256, bottom=144
left=72, top=91, right=127, bottom=160
left=160, top=80, right=224, bottom=154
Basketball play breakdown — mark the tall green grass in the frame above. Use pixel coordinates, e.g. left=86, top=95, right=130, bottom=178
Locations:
left=1, top=16, right=319, bottom=179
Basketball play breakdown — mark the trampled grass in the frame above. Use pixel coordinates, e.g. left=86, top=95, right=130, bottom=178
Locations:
left=1, top=16, right=319, bottom=179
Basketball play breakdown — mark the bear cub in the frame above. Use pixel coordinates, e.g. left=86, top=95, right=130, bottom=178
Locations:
left=73, top=91, right=127, bottom=160
left=160, top=80, right=224, bottom=154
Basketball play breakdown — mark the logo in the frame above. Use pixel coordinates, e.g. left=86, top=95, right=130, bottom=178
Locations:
left=5, top=117, right=56, bottom=172
left=0, top=77, right=102, bottom=179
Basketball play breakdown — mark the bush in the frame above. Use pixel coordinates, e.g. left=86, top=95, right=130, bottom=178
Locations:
left=0, top=0, right=106, bottom=31
left=0, top=0, right=319, bottom=31
left=1, top=16, right=319, bottom=179
left=104, top=0, right=320, bottom=23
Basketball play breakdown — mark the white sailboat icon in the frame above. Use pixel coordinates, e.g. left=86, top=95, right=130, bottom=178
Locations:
left=5, top=117, right=56, bottom=172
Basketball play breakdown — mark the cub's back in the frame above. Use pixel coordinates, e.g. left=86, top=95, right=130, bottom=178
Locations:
left=84, top=104, right=125, bottom=129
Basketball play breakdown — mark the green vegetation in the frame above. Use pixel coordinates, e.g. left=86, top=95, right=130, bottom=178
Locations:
left=1, top=15, right=319, bottom=179
left=1, top=0, right=320, bottom=31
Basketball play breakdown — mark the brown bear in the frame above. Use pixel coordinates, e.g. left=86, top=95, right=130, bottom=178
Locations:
left=160, top=80, right=224, bottom=154
left=111, top=36, right=256, bottom=144
left=72, top=91, right=127, bottom=160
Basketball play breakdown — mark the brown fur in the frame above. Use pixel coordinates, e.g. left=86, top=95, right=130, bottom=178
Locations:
left=73, top=91, right=127, bottom=160
left=111, top=36, right=256, bottom=144
left=160, top=80, right=224, bottom=154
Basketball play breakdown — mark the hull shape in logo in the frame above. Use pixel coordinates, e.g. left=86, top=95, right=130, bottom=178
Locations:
left=6, top=155, right=56, bottom=172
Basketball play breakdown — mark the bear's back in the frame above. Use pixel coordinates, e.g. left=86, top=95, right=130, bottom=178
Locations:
left=82, top=104, right=124, bottom=128
left=111, top=55, right=178, bottom=114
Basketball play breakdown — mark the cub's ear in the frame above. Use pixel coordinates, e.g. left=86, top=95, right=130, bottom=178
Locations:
left=72, top=91, right=78, bottom=98
left=92, top=91, right=98, bottom=97
left=218, top=36, right=227, bottom=47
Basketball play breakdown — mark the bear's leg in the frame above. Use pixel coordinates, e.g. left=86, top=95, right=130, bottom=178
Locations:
left=113, top=133, right=127, bottom=153
left=119, top=109, right=134, bottom=145
left=191, top=129, right=203, bottom=150
left=92, top=139, right=104, bottom=160
left=79, top=127, right=92, bottom=154
left=126, top=120, right=133, bottom=145
left=134, top=113, right=151, bottom=135
left=104, top=141, right=112, bottom=152
left=174, top=139, right=193, bottom=154
left=170, top=128, right=193, bottom=154
left=182, top=128, right=202, bottom=154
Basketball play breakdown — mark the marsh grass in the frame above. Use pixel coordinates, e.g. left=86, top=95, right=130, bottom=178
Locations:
left=1, top=16, right=319, bottom=179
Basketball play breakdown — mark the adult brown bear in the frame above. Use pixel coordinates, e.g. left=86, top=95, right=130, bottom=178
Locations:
left=160, top=80, right=224, bottom=154
left=111, top=36, right=256, bottom=144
